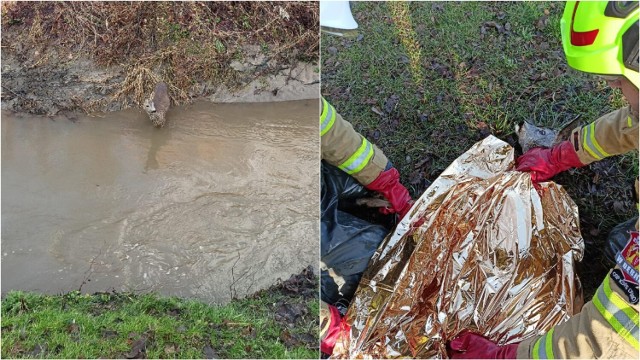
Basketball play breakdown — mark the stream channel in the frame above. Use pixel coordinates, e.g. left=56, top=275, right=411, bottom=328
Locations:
left=2, top=99, right=319, bottom=303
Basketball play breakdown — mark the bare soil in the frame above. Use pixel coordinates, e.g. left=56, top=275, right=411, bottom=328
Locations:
left=1, top=2, right=319, bottom=115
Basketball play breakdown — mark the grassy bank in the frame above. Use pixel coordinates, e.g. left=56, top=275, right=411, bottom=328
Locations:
left=1, top=269, right=319, bottom=359
left=321, top=1, right=637, bottom=300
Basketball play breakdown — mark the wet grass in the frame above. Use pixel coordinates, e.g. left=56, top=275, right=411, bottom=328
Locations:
left=321, top=1, right=637, bottom=300
left=1, top=269, right=319, bottom=359
left=1, top=1, right=318, bottom=107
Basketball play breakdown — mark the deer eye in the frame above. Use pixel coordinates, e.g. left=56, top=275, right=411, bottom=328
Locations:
left=537, top=129, right=547, bottom=135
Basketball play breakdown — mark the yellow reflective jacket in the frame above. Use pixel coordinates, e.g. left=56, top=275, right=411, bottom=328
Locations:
left=517, top=246, right=639, bottom=358
left=517, top=106, right=639, bottom=359
left=320, top=98, right=388, bottom=186
left=570, top=106, right=638, bottom=165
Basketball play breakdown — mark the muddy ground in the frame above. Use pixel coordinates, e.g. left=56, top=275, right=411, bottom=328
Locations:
left=1, top=2, right=319, bottom=116
left=252, top=266, right=319, bottom=351
left=1, top=45, right=318, bottom=116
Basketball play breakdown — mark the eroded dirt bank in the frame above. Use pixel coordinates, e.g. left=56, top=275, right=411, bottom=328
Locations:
left=1, top=47, right=319, bottom=116
left=1, top=2, right=319, bottom=115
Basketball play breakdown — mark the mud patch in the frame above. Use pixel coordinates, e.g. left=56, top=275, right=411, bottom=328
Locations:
left=1, top=55, right=125, bottom=115
left=1, top=49, right=318, bottom=115
left=261, top=266, right=318, bottom=350
left=1, top=2, right=319, bottom=115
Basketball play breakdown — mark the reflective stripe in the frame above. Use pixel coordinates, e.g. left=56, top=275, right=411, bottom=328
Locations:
left=320, top=98, right=336, bottom=136
left=339, top=137, right=374, bottom=175
left=582, top=122, right=610, bottom=160
left=532, top=328, right=555, bottom=359
left=581, top=125, right=601, bottom=160
left=593, top=277, right=640, bottom=350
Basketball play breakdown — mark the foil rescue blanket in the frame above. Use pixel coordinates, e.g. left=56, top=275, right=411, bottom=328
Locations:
left=336, top=136, right=585, bottom=358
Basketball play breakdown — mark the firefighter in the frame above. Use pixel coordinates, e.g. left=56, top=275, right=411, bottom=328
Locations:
left=319, top=1, right=412, bottom=218
left=448, top=1, right=639, bottom=358
left=516, top=0, right=639, bottom=265
left=320, top=97, right=414, bottom=219
left=319, top=100, right=414, bottom=356
left=319, top=2, right=414, bottom=354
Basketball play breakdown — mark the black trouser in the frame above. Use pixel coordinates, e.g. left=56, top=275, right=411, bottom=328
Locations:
left=320, top=162, right=389, bottom=307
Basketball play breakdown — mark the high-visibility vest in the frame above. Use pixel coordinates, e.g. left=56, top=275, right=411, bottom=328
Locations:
left=320, top=97, right=386, bottom=184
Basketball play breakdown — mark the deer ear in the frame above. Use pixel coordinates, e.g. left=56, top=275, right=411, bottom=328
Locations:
left=556, top=117, right=581, bottom=143
left=515, top=121, right=532, bottom=136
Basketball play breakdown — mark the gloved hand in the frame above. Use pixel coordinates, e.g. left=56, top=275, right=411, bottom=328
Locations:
left=320, top=302, right=350, bottom=355
left=365, top=167, right=413, bottom=218
left=516, top=140, right=584, bottom=182
left=447, top=331, right=519, bottom=359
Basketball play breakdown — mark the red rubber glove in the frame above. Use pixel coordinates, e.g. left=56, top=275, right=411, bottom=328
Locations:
left=365, top=167, right=413, bottom=218
left=320, top=303, right=350, bottom=355
left=516, top=140, right=584, bottom=183
left=447, top=331, right=519, bottom=359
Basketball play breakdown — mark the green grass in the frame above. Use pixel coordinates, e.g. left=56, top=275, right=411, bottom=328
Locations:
left=1, top=288, right=318, bottom=359
left=321, top=1, right=637, bottom=300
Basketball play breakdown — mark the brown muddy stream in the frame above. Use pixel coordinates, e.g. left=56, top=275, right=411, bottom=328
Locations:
left=1, top=100, right=319, bottom=303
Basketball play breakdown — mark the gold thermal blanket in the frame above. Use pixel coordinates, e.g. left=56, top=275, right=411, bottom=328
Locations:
left=337, top=136, right=585, bottom=358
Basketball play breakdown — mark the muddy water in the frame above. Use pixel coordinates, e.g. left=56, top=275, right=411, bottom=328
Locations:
left=1, top=100, right=319, bottom=303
